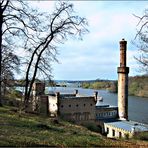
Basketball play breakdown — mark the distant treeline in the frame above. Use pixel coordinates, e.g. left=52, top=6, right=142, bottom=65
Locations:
left=82, top=75, right=148, bottom=98
left=128, top=75, right=148, bottom=98
left=13, top=75, right=148, bottom=98
left=82, top=80, right=117, bottom=93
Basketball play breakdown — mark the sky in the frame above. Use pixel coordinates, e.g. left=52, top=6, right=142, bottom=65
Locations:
left=29, top=1, right=148, bottom=81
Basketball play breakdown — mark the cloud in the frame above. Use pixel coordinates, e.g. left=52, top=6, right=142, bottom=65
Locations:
left=29, top=1, right=55, bottom=12
left=15, top=1, right=148, bottom=80
left=53, top=3, right=148, bottom=79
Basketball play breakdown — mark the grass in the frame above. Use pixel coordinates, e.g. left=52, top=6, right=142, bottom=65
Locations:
left=0, top=106, right=148, bottom=147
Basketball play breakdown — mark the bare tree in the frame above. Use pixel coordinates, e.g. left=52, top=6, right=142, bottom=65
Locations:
left=0, top=0, right=29, bottom=105
left=0, top=0, right=45, bottom=105
left=0, top=0, right=50, bottom=105
left=24, top=2, right=88, bottom=110
left=0, top=0, right=88, bottom=108
left=133, top=9, right=148, bottom=74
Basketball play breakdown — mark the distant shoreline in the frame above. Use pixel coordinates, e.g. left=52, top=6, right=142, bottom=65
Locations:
left=81, top=75, right=148, bottom=98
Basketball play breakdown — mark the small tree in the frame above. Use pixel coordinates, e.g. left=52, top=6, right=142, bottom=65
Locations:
left=0, top=0, right=48, bottom=105
left=133, top=9, right=148, bottom=74
left=0, top=0, right=29, bottom=105
left=1, top=46, right=20, bottom=95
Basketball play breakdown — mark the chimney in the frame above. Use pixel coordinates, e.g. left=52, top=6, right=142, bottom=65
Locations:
left=74, top=89, right=78, bottom=96
left=117, top=39, right=129, bottom=120
left=94, top=91, right=98, bottom=103
left=56, top=92, right=60, bottom=116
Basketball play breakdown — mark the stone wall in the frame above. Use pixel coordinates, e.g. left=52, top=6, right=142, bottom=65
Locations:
left=38, top=95, right=49, bottom=116
left=48, top=95, right=58, bottom=117
left=59, top=96, right=96, bottom=121
left=31, top=82, right=97, bottom=122
left=32, top=82, right=45, bottom=96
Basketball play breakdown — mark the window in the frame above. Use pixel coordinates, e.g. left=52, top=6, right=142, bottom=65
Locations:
left=107, top=127, right=109, bottom=134
left=84, top=104, right=86, bottom=107
left=112, top=129, right=115, bottom=137
left=76, top=104, right=79, bottom=107
left=75, top=113, right=81, bottom=121
left=119, top=132, right=122, bottom=138
left=90, top=104, right=93, bottom=106
left=69, top=105, right=71, bottom=107
left=61, top=105, right=63, bottom=108
left=84, top=112, right=89, bottom=120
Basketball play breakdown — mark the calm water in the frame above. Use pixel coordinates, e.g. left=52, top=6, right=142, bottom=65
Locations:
left=48, top=87, right=148, bottom=124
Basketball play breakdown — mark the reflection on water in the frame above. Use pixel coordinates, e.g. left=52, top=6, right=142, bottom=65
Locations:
left=48, top=87, right=148, bottom=124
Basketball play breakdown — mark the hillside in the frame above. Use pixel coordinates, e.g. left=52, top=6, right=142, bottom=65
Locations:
left=82, top=75, right=148, bottom=98
left=128, top=75, right=148, bottom=98
left=0, top=105, right=148, bottom=147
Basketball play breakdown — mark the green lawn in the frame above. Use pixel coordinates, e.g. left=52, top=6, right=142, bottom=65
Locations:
left=0, top=106, right=147, bottom=147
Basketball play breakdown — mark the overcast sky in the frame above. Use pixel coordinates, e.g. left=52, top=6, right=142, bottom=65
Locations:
left=30, top=1, right=148, bottom=80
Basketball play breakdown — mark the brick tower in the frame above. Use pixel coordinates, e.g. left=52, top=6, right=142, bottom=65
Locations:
left=117, top=39, right=129, bottom=120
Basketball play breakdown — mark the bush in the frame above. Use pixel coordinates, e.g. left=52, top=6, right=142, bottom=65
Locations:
left=82, top=122, right=102, bottom=133
left=134, top=132, right=148, bottom=141
left=12, top=90, right=23, bottom=98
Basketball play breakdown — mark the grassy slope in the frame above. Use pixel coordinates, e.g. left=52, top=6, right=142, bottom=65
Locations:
left=0, top=106, right=148, bottom=147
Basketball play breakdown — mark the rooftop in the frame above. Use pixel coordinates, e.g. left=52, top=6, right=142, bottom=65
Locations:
left=104, top=120, right=148, bottom=132
left=96, top=104, right=118, bottom=109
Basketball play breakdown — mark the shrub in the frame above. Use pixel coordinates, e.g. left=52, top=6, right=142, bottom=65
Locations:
left=82, top=122, right=102, bottom=133
left=134, top=132, right=148, bottom=141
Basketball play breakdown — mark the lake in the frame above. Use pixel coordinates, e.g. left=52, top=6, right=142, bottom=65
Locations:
left=48, top=87, right=148, bottom=124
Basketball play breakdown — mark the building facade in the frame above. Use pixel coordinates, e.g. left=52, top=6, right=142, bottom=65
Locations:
left=104, top=120, right=148, bottom=138
left=96, top=105, right=118, bottom=120
left=31, top=39, right=148, bottom=139
left=58, top=94, right=96, bottom=122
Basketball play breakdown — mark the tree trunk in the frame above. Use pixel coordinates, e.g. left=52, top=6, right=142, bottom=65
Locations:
left=0, top=0, right=9, bottom=106
left=26, top=35, right=54, bottom=107
left=24, top=49, right=38, bottom=110
left=0, top=6, right=3, bottom=106
left=23, top=34, right=53, bottom=110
